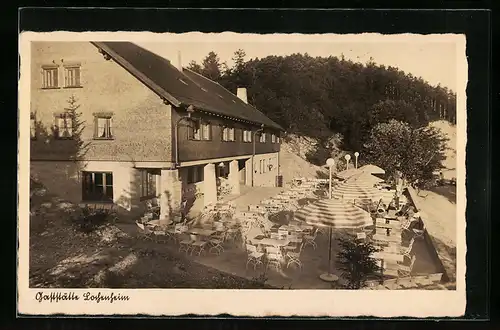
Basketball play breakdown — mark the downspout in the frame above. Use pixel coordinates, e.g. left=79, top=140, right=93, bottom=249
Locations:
left=174, top=105, right=195, bottom=167
left=251, top=124, right=265, bottom=187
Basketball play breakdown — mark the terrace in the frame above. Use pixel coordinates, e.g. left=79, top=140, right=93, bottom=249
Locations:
left=136, top=176, right=446, bottom=289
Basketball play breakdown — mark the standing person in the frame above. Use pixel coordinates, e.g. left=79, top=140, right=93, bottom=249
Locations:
left=180, top=198, right=188, bottom=224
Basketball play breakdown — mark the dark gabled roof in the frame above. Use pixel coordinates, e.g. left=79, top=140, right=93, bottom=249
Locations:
left=182, top=68, right=283, bottom=130
left=91, top=42, right=284, bottom=131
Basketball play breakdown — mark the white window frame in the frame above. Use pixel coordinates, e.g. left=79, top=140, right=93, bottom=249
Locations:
left=192, top=122, right=201, bottom=140
left=222, top=127, right=235, bottom=142
left=93, top=113, right=114, bottom=140
left=201, top=123, right=211, bottom=140
left=271, top=134, right=276, bottom=143
left=41, top=65, right=59, bottom=89
left=54, top=113, right=73, bottom=139
left=260, top=132, right=266, bottom=143
left=63, top=64, right=82, bottom=88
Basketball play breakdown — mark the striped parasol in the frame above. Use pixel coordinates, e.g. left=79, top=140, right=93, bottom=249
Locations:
left=358, top=164, right=385, bottom=175
left=335, top=164, right=386, bottom=181
left=335, top=168, right=360, bottom=180
left=349, top=172, right=385, bottom=187
left=294, top=198, right=373, bottom=283
left=332, top=179, right=384, bottom=202
left=294, top=198, right=373, bottom=229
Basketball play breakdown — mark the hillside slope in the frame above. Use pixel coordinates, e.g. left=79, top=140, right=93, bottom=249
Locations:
left=429, top=120, right=457, bottom=180
left=279, top=136, right=328, bottom=185
left=416, top=120, right=458, bottom=283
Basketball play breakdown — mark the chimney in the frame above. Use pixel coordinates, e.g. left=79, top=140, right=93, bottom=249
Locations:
left=176, top=51, right=182, bottom=71
left=237, top=88, right=248, bottom=104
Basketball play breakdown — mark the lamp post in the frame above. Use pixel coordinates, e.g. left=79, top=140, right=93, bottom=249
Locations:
left=344, top=154, right=351, bottom=171
left=354, top=152, right=359, bottom=169
left=326, top=158, right=335, bottom=199
left=320, top=157, right=338, bottom=283
left=174, top=105, right=195, bottom=167
left=251, top=124, right=265, bottom=187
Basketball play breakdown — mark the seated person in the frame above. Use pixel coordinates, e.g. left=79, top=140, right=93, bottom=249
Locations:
left=412, top=215, right=425, bottom=231
left=180, top=198, right=188, bottom=223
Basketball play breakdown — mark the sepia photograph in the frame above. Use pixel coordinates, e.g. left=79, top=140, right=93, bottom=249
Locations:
left=18, top=31, right=467, bottom=317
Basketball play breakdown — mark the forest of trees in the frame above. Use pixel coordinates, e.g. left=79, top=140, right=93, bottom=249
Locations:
left=187, top=50, right=457, bottom=153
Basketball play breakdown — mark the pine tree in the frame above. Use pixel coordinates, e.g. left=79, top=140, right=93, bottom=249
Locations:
left=336, top=235, right=382, bottom=289
left=65, top=95, right=89, bottom=160
left=201, top=51, right=222, bottom=80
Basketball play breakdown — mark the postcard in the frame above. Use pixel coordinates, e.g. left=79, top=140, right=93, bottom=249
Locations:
left=18, top=31, right=467, bottom=317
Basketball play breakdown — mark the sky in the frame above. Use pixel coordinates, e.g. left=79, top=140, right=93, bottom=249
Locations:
left=137, top=33, right=462, bottom=92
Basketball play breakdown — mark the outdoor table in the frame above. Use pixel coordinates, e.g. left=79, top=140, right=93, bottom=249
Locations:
left=256, top=238, right=290, bottom=247
left=188, top=228, right=216, bottom=237
left=376, top=222, right=400, bottom=230
left=383, top=245, right=400, bottom=254
left=372, top=234, right=401, bottom=243
left=372, top=252, right=404, bottom=263
left=288, top=237, right=303, bottom=244
left=145, top=219, right=162, bottom=227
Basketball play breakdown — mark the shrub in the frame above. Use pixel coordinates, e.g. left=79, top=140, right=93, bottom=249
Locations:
left=70, top=206, right=110, bottom=233
left=336, top=234, right=382, bottom=289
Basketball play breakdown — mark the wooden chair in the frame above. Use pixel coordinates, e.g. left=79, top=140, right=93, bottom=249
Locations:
left=303, top=228, right=318, bottom=250
left=152, top=228, right=168, bottom=243
left=286, top=242, right=304, bottom=269
left=266, top=248, right=283, bottom=272
left=398, top=255, right=417, bottom=277
left=209, top=231, right=226, bottom=255
left=401, top=237, right=415, bottom=259
left=270, top=232, right=280, bottom=240
left=190, top=234, right=208, bottom=256
left=356, top=232, right=367, bottom=240
left=428, top=273, right=444, bottom=283
left=178, top=233, right=195, bottom=254
left=245, top=244, right=264, bottom=270
left=136, top=221, right=154, bottom=241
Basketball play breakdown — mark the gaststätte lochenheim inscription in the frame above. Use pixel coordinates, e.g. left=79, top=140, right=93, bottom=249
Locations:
left=35, top=291, right=130, bottom=304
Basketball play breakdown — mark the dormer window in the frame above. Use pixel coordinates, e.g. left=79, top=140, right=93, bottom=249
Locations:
left=259, top=132, right=266, bottom=143
left=93, top=112, right=114, bottom=140
left=54, top=112, right=73, bottom=139
left=271, top=134, right=276, bottom=143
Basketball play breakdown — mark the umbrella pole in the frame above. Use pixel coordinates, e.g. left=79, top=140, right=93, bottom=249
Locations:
left=320, top=226, right=338, bottom=283
left=328, top=226, right=332, bottom=274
